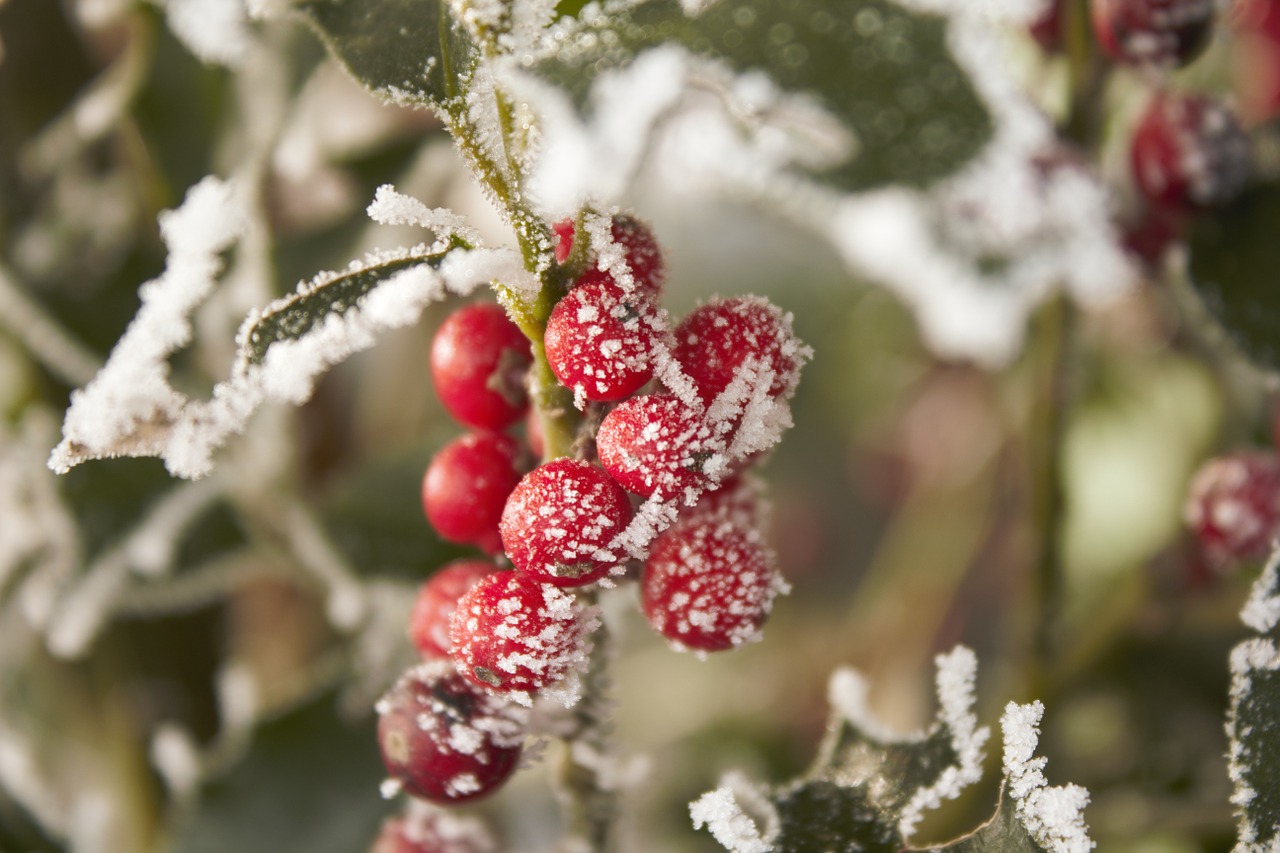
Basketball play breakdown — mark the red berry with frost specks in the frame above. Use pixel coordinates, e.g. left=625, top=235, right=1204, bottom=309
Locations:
left=423, top=432, right=525, bottom=554
left=1030, top=0, right=1064, bottom=50
left=376, top=661, right=524, bottom=804
left=597, top=394, right=721, bottom=501
left=1090, top=0, right=1215, bottom=69
left=553, top=214, right=665, bottom=299
left=431, top=303, right=532, bottom=430
left=409, top=560, right=501, bottom=659
left=544, top=270, right=662, bottom=403
left=449, top=571, right=593, bottom=694
left=1131, top=91, right=1250, bottom=211
left=642, top=514, right=787, bottom=652
left=1184, top=450, right=1280, bottom=571
left=672, top=296, right=808, bottom=408
left=370, top=805, right=495, bottom=853
left=499, top=458, right=633, bottom=586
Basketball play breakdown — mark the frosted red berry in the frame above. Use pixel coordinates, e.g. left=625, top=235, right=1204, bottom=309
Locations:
left=376, top=661, right=524, bottom=804
left=1184, top=450, right=1280, bottom=571
left=642, top=514, right=786, bottom=652
left=1091, top=0, right=1215, bottom=69
left=423, top=432, right=524, bottom=554
left=1030, top=0, right=1064, bottom=51
left=597, top=394, right=720, bottom=501
left=672, top=296, right=808, bottom=407
left=499, top=458, right=633, bottom=586
left=431, top=303, right=532, bottom=430
left=409, top=560, right=501, bottom=659
left=449, top=571, right=593, bottom=694
left=370, top=807, right=495, bottom=853
left=543, top=270, right=662, bottom=403
left=1130, top=91, right=1250, bottom=211
left=553, top=214, right=665, bottom=299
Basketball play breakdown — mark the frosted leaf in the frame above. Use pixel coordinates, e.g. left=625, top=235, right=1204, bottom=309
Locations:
left=156, top=0, right=252, bottom=67
left=1228, top=552, right=1280, bottom=850
left=50, top=180, right=503, bottom=479
left=1242, top=545, right=1280, bottom=634
left=690, top=774, right=778, bottom=853
left=1000, top=701, right=1095, bottom=853
left=367, top=184, right=483, bottom=247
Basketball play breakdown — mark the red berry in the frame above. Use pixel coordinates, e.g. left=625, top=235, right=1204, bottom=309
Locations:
left=672, top=296, right=808, bottom=407
left=596, top=394, right=721, bottom=501
left=544, top=270, right=662, bottom=403
left=1184, top=450, right=1280, bottom=571
left=499, top=458, right=634, bottom=586
left=1130, top=91, right=1250, bottom=210
left=370, top=806, right=495, bottom=853
left=376, top=661, right=524, bottom=804
left=553, top=214, right=665, bottom=298
left=1091, top=0, right=1215, bottom=69
left=431, top=304, right=532, bottom=430
left=1030, top=0, right=1064, bottom=50
left=449, top=571, right=593, bottom=694
left=409, top=561, right=501, bottom=659
left=423, top=432, right=524, bottom=554
left=642, top=514, right=786, bottom=652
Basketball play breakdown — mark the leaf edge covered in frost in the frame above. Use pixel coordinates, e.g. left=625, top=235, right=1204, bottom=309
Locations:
left=995, top=701, right=1094, bottom=853
left=690, top=646, right=991, bottom=852
left=1227, top=541, right=1280, bottom=851
left=48, top=179, right=530, bottom=480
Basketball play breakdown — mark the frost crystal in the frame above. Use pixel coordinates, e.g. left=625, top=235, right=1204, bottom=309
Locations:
left=50, top=180, right=503, bottom=479
left=157, top=0, right=252, bottom=67
left=1242, top=546, right=1280, bottom=634
left=690, top=773, right=779, bottom=853
left=898, top=646, right=989, bottom=839
left=1001, top=701, right=1095, bottom=853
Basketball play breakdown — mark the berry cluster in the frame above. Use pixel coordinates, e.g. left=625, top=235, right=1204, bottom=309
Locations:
left=1030, top=0, right=1255, bottom=266
left=374, top=211, right=808, bottom=827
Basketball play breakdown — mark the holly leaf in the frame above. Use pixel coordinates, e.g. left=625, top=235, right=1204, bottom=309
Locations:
left=239, top=248, right=454, bottom=367
left=530, top=0, right=991, bottom=191
left=934, top=789, right=1041, bottom=853
left=294, top=0, right=478, bottom=110
left=1187, top=180, right=1280, bottom=371
left=1227, top=547, right=1280, bottom=849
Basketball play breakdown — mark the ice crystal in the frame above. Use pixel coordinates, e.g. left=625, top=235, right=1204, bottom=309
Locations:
left=1001, top=701, right=1095, bottom=853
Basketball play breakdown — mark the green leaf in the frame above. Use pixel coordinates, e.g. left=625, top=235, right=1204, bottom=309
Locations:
left=1227, top=639, right=1280, bottom=852
left=934, top=789, right=1041, bottom=853
left=1187, top=180, right=1280, bottom=371
left=294, top=0, right=478, bottom=108
left=770, top=781, right=901, bottom=852
left=533, top=0, right=991, bottom=190
left=1228, top=550, right=1280, bottom=848
left=170, top=693, right=388, bottom=853
left=240, top=246, right=455, bottom=367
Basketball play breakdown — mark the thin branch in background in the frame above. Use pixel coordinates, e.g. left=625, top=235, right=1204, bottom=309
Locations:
left=0, top=263, right=102, bottom=388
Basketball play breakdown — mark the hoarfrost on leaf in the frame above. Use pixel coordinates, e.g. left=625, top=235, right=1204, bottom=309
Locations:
left=1000, top=701, right=1095, bottom=853
left=690, top=773, right=778, bottom=853
left=1242, top=545, right=1280, bottom=634
left=156, top=0, right=253, bottom=67
left=50, top=180, right=503, bottom=479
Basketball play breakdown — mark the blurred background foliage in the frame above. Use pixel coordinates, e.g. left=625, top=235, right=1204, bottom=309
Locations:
left=0, top=0, right=1269, bottom=851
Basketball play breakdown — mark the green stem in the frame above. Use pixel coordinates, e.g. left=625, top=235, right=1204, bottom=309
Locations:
left=1030, top=296, right=1075, bottom=674
left=555, top=593, right=617, bottom=853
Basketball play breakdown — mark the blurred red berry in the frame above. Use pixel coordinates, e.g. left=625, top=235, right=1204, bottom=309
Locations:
left=1091, top=0, right=1215, bottom=69
left=1184, top=450, right=1280, bottom=571
left=423, top=432, right=524, bottom=554
left=409, top=561, right=501, bottom=659
left=1130, top=91, right=1250, bottom=211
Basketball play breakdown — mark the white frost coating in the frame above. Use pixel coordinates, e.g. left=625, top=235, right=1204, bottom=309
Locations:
left=1227, top=638, right=1280, bottom=849
left=690, top=772, right=779, bottom=853
left=1001, top=701, right=1095, bottom=853
left=367, top=184, right=483, bottom=248
left=157, top=0, right=251, bottom=67
left=517, top=0, right=1131, bottom=365
left=898, top=646, right=990, bottom=839
left=827, top=667, right=908, bottom=744
left=1242, top=546, right=1280, bottom=634
left=50, top=180, right=505, bottom=479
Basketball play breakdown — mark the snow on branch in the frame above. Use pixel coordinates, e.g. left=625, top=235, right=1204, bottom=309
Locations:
left=49, top=178, right=522, bottom=479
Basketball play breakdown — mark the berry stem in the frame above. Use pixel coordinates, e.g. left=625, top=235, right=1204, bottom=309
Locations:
left=554, top=592, right=618, bottom=853
left=1029, top=295, right=1075, bottom=674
